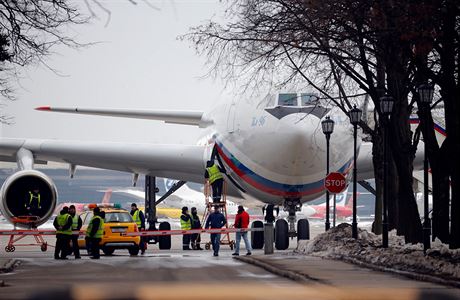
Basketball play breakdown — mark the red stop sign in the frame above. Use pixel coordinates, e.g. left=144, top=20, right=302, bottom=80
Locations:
left=324, top=172, right=347, bottom=194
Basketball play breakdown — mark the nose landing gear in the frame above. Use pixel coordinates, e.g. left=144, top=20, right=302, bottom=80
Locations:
left=251, top=199, right=311, bottom=252
left=275, top=198, right=310, bottom=250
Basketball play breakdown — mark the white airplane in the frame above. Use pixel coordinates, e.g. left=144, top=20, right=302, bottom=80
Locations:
left=114, top=178, right=240, bottom=215
left=0, top=92, right=422, bottom=249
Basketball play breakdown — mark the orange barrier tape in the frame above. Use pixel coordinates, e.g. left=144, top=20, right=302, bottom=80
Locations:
left=122, top=228, right=264, bottom=237
left=0, top=228, right=263, bottom=237
left=0, top=230, right=82, bottom=236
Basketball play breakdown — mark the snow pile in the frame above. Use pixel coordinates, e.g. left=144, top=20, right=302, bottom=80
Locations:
left=296, top=223, right=460, bottom=281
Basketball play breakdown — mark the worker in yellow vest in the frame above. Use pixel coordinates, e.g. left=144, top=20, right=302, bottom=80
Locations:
left=53, top=206, right=72, bottom=260
left=180, top=206, right=192, bottom=250
left=204, top=160, right=225, bottom=202
left=25, top=187, right=42, bottom=216
left=130, top=203, right=146, bottom=254
left=86, top=207, right=105, bottom=259
left=69, top=205, right=82, bottom=259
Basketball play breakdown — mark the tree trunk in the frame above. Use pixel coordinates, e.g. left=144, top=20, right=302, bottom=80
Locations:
left=431, top=141, right=451, bottom=243
left=437, top=4, right=460, bottom=248
left=372, top=129, right=383, bottom=234
left=387, top=62, right=423, bottom=243
left=388, top=155, right=399, bottom=231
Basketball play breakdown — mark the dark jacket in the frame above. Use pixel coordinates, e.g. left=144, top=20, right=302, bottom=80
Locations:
left=191, top=213, right=201, bottom=229
left=205, top=211, right=227, bottom=229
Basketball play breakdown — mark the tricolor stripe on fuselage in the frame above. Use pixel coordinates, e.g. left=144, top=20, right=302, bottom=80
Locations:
left=215, top=141, right=353, bottom=198
left=409, top=118, right=446, bottom=137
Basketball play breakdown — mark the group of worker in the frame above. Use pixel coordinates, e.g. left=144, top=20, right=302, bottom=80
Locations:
left=52, top=159, right=252, bottom=258
left=180, top=206, right=204, bottom=251
left=53, top=205, right=104, bottom=260
left=180, top=205, right=252, bottom=257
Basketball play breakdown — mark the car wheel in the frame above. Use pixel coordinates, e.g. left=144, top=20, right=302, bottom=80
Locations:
left=103, top=247, right=115, bottom=256
left=128, top=246, right=140, bottom=256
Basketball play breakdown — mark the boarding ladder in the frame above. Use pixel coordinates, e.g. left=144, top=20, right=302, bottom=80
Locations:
left=202, top=180, right=235, bottom=250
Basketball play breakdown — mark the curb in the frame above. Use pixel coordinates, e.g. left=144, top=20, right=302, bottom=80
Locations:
left=332, top=255, right=460, bottom=289
left=234, top=256, right=326, bottom=284
left=0, top=259, right=20, bottom=273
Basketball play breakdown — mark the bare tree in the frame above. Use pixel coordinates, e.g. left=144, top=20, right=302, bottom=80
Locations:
left=186, top=0, right=457, bottom=243
left=0, top=1, right=89, bottom=99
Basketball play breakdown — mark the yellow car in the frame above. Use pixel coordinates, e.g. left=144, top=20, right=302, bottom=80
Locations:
left=78, top=204, right=141, bottom=256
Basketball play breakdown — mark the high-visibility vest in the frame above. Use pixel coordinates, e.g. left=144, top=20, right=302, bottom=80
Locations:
left=26, top=191, right=41, bottom=208
left=180, top=214, right=192, bottom=230
left=207, top=165, right=223, bottom=184
left=86, top=215, right=104, bottom=238
left=132, top=210, right=142, bottom=228
left=72, top=214, right=79, bottom=231
left=56, top=214, right=72, bottom=235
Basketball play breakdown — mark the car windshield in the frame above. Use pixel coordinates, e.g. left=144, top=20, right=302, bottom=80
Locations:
left=104, top=212, right=133, bottom=223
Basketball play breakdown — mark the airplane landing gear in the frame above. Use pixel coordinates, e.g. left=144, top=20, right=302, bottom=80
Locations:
left=283, top=198, right=302, bottom=238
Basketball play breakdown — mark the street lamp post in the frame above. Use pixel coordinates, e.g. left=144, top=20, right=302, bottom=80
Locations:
left=322, top=116, right=335, bottom=231
left=379, top=94, right=394, bottom=248
left=418, top=83, right=434, bottom=252
left=349, top=106, right=362, bottom=239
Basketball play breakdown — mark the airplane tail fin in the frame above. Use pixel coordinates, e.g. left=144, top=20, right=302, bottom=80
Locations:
left=101, top=189, right=112, bottom=204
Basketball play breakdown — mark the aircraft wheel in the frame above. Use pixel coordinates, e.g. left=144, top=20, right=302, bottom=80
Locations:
left=158, top=222, right=171, bottom=250
left=251, top=220, right=264, bottom=249
left=5, top=245, right=14, bottom=252
left=41, top=243, right=48, bottom=252
left=275, top=219, right=289, bottom=250
left=205, top=242, right=211, bottom=250
left=297, top=219, right=310, bottom=241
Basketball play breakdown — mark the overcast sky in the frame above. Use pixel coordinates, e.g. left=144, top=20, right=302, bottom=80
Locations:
left=1, top=0, right=230, bottom=144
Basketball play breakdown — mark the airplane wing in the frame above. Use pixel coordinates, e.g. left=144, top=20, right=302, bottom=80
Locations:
left=0, top=138, right=206, bottom=183
left=35, top=106, right=213, bottom=127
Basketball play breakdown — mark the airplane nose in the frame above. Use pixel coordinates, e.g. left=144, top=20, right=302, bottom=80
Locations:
left=256, top=113, right=325, bottom=183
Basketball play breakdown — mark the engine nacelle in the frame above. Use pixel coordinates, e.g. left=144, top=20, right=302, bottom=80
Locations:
left=0, top=170, right=57, bottom=228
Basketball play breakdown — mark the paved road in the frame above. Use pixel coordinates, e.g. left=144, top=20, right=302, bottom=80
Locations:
left=0, top=247, right=295, bottom=299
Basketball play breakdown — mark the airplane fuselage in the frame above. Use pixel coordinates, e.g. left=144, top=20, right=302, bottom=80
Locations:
left=200, top=94, right=358, bottom=206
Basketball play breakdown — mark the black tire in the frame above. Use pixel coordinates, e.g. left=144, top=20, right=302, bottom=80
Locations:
left=40, top=243, right=48, bottom=252
left=275, top=219, right=289, bottom=250
left=297, top=219, right=310, bottom=240
left=158, top=222, right=171, bottom=250
left=128, top=246, right=139, bottom=256
left=103, top=247, right=115, bottom=256
left=251, top=220, right=264, bottom=249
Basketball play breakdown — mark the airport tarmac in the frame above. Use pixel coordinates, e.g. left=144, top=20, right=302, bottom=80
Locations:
left=1, top=232, right=460, bottom=300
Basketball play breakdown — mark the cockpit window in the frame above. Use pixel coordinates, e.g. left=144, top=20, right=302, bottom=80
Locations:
left=300, top=93, right=318, bottom=106
left=278, top=93, right=298, bottom=106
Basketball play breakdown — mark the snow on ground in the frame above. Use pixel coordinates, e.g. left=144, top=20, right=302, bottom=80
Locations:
left=296, top=223, right=460, bottom=281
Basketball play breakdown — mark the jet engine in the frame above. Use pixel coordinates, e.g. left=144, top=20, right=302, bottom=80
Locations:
left=0, top=170, right=57, bottom=228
